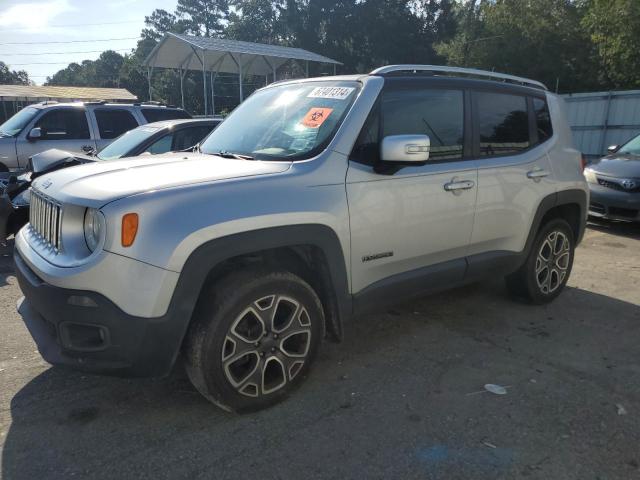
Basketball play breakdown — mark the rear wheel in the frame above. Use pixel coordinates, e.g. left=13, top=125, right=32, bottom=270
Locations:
left=506, top=218, right=575, bottom=304
left=183, top=269, right=324, bottom=412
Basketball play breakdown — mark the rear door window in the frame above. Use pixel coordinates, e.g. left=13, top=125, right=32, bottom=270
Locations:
left=35, top=108, right=90, bottom=140
left=141, top=108, right=191, bottom=123
left=95, top=109, right=138, bottom=139
left=476, top=92, right=530, bottom=157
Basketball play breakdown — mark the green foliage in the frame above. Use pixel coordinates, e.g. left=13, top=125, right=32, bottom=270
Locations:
left=582, top=0, right=640, bottom=89
left=176, top=0, right=230, bottom=36
left=46, top=51, right=124, bottom=88
left=42, top=0, right=640, bottom=113
left=0, top=62, right=31, bottom=85
left=436, top=0, right=600, bottom=93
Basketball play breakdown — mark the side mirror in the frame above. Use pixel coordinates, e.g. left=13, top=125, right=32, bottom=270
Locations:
left=28, top=127, right=42, bottom=141
left=380, top=134, right=430, bottom=163
left=607, top=144, right=619, bottom=154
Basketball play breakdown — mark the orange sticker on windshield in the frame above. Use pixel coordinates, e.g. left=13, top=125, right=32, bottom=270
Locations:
left=301, top=108, right=333, bottom=128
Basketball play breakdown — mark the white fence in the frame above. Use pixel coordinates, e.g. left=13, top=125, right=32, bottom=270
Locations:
left=561, top=90, right=640, bottom=160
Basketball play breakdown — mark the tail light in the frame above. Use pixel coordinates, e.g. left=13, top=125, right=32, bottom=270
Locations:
left=580, top=154, right=587, bottom=171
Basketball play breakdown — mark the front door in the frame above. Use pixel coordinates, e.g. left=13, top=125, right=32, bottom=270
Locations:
left=347, top=85, right=477, bottom=295
left=16, top=107, right=96, bottom=165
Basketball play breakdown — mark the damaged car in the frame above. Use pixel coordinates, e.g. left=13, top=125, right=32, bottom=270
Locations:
left=0, top=118, right=221, bottom=241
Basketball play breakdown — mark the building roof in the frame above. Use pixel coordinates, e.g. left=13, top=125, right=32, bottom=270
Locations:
left=0, top=84, right=137, bottom=102
left=144, top=32, right=341, bottom=76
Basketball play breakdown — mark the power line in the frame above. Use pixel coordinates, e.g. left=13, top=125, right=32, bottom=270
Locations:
left=7, top=62, right=98, bottom=65
left=0, top=36, right=140, bottom=46
left=0, top=48, right=131, bottom=56
left=0, top=20, right=141, bottom=31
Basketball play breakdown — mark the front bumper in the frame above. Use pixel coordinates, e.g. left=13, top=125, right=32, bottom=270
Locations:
left=588, top=184, right=640, bottom=222
left=15, top=250, right=181, bottom=377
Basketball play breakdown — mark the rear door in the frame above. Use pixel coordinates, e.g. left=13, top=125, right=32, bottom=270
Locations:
left=92, top=108, right=140, bottom=151
left=16, top=107, right=95, bottom=164
left=347, top=81, right=478, bottom=295
left=466, top=89, right=556, bottom=267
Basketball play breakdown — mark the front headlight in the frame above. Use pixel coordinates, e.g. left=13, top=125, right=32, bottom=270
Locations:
left=584, top=168, right=598, bottom=184
left=83, top=208, right=103, bottom=252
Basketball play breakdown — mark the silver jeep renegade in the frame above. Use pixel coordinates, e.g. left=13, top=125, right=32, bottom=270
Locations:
left=15, top=65, right=588, bottom=412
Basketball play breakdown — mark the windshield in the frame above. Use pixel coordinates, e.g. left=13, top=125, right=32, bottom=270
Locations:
left=97, top=126, right=160, bottom=160
left=0, top=107, right=38, bottom=137
left=618, top=134, right=640, bottom=155
left=200, top=81, right=360, bottom=160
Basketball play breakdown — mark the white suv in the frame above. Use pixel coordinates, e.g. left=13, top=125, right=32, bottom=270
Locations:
left=0, top=101, right=190, bottom=171
left=14, top=65, right=588, bottom=412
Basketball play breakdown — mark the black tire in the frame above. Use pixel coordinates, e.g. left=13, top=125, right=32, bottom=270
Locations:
left=183, top=268, right=325, bottom=413
left=506, top=218, right=575, bottom=304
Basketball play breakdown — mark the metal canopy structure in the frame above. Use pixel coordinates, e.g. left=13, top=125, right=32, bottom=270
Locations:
left=0, top=85, right=137, bottom=102
left=143, top=32, right=341, bottom=115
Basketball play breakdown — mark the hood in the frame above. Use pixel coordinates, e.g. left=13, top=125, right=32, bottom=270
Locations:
left=29, top=148, right=95, bottom=174
left=31, top=153, right=292, bottom=207
left=589, top=153, right=640, bottom=178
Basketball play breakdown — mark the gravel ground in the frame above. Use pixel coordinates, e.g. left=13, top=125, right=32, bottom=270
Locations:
left=1, top=220, right=639, bottom=480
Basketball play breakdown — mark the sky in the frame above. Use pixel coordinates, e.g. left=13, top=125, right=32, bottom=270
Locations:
left=0, top=0, right=177, bottom=85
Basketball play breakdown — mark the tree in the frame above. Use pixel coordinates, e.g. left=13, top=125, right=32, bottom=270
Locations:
left=175, top=0, right=230, bottom=36
left=436, top=0, right=600, bottom=93
left=0, top=62, right=31, bottom=85
left=227, top=0, right=283, bottom=43
left=582, top=0, right=640, bottom=89
left=46, top=51, right=125, bottom=87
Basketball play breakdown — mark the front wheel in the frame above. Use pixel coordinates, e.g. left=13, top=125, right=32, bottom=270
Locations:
left=183, top=269, right=325, bottom=413
left=506, top=218, right=575, bottom=304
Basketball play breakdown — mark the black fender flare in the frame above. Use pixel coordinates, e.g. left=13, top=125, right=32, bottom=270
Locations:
left=160, top=224, right=352, bottom=368
left=523, top=189, right=588, bottom=258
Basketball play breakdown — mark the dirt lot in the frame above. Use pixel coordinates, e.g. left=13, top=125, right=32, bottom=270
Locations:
left=1, top=221, right=639, bottom=480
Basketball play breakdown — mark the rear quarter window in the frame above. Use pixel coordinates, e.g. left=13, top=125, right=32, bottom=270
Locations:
left=141, top=108, right=191, bottom=123
left=533, top=97, right=553, bottom=143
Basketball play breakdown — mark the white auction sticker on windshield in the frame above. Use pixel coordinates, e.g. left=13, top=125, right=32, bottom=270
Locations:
left=307, top=86, right=355, bottom=100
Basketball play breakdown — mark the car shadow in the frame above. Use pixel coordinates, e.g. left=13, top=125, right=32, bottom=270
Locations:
left=587, top=217, right=640, bottom=239
left=3, top=281, right=640, bottom=479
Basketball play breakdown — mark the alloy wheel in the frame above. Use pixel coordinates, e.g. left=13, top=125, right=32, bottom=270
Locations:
left=222, top=294, right=312, bottom=397
left=535, top=230, right=571, bottom=294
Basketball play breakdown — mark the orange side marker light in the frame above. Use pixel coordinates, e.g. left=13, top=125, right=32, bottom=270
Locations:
left=121, top=213, right=139, bottom=247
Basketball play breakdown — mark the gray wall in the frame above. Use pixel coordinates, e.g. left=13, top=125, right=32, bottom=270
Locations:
left=562, top=90, right=640, bottom=161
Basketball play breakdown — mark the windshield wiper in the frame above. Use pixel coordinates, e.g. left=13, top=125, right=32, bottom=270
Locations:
left=209, top=150, right=255, bottom=160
